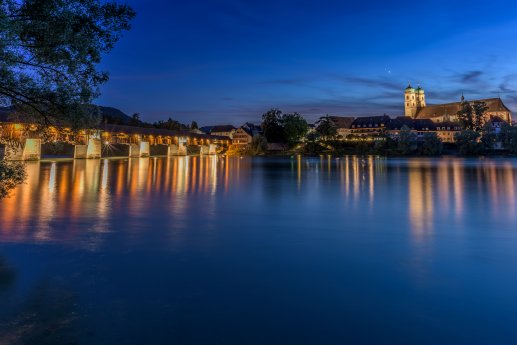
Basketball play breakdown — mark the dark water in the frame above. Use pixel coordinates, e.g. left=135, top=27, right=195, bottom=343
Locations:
left=1, top=156, right=517, bottom=344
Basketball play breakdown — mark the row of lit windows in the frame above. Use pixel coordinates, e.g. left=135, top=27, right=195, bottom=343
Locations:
left=351, top=123, right=386, bottom=128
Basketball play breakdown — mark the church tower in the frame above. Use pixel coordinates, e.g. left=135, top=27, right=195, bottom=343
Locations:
left=404, top=83, right=417, bottom=117
left=416, top=85, right=426, bottom=108
left=404, top=83, right=426, bottom=118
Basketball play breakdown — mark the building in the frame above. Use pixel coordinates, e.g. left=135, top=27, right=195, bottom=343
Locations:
left=350, top=115, right=391, bottom=136
left=349, top=115, right=461, bottom=143
left=404, top=84, right=512, bottom=123
left=232, top=123, right=262, bottom=147
left=200, top=125, right=236, bottom=138
left=431, top=121, right=461, bottom=143
left=328, top=116, right=355, bottom=138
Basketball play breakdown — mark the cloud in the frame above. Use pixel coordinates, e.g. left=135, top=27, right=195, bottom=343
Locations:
left=458, top=70, right=483, bottom=83
left=499, top=74, right=517, bottom=94
left=333, top=75, right=402, bottom=91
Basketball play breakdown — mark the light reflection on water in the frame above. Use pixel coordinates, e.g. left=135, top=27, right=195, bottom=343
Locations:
left=1, top=156, right=517, bottom=344
left=1, top=156, right=517, bottom=245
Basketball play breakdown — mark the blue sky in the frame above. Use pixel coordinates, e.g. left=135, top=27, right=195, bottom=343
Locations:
left=97, top=0, right=517, bottom=125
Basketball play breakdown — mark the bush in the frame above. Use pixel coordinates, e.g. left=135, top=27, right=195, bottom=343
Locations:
left=396, top=126, right=417, bottom=155
left=499, top=124, right=517, bottom=154
left=420, top=132, right=443, bottom=155
left=0, top=160, right=26, bottom=199
left=454, top=130, right=483, bottom=155
left=248, top=135, right=267, bottom=155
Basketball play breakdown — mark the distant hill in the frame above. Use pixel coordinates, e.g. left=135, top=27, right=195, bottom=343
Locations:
left=0, top=105, right=133, bottom=125
left=0, top=106, right=15, bottom=122
left=98, top=106, right=133, bottom=125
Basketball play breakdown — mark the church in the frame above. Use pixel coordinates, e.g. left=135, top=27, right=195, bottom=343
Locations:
left=404, top=84, right=512, bottom=123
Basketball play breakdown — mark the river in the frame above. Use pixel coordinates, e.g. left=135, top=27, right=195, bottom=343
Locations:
left=0, top=156, right=516, bottom=344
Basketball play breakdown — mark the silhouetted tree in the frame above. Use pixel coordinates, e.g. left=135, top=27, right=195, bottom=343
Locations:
left=315, top=115, right=337, bottom=140
left=420, top=132, right=443, bottom=155
left=129, top=113, right=141, bottom=126
left=457, top=99, right=488, bottom=131
left=261, top=108, right=284, bottom=143
left=396, top=125, right=417, bottom=154
left=0, top=160, right=26, bottom=199
left=455, top=130, right=483, bottom=155
left=0, top=0, right=135, bottom=126
left=154, top=118, right=183, bottom=131
left=499, top=123, right=517, bottom=154
left=281, top=112, right=308, bottom=146
left=248, top=135, right=268, bottom=155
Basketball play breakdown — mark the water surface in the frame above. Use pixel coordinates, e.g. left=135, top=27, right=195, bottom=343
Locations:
left=1, top=156, right=517, bottom=344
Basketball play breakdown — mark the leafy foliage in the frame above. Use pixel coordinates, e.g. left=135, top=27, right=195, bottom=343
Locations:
left=315, top=115, right=337, bottom=140
left=396, top=125, right=416, bottom=154
left=480, top=122, right=499, bottom=150
left=261, top=108, right=284, bottom=143
left=454, top=130, right=483, bottom=155
left=499, top=123, right=517, bottom=154
left=420, top=132, right=443, bottom=155
left=281, top=112, right=308, bottom=146
left=0, top=0, right=135, bottom=127
left=153, top=118, right=185, bottom=131
left=247, top=135, right=267, bottom=155
left=457, top=100, right=488, bottom=131
left=0, top=160, right=26, bottom=198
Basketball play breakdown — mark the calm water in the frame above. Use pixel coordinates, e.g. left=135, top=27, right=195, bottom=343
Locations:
left=1, top=156, right=517, bottom=344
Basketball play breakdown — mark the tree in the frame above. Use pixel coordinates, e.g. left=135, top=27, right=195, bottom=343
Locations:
left=0, top=0, right=135, bottom=127
left=129, top=113, right=141, bottom=126
left=420, top=132, right=443, bottom=155
left=499, top=123, right=517, bottom=154
left=281, top=112, right=308, bottom=146
left=454, top=130, right=483, bottom=155
left=457, top=100, right=474, bottom=130
left=0, top=160, right=26, bottom=199
left=396, top=125, right=416, bottom=154
left=190, top=121, right=198, bottom=130
left=261, top=108, right=284, bottom=143
left=481, top=122, right=498, bottom=150
left=248, top=135, right=268, bottom=155
left=154, top=118, right=183, bottom=131
left=315, top=115, right=337, bottom=140
left=457, top=99, right=488, bottom=132
left=472, top=101, right=489, bottom=132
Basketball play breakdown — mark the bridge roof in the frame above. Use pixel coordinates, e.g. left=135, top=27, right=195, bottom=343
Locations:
left=97, top=124, right=228, bottom=140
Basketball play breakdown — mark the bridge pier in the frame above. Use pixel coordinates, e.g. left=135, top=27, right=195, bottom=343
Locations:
left=86, top=138, right=101, bottom=159
left=129, top=141, right=150, bottom=157
left=22, top=139, right=41, bottom=160
left=167, top=144, right=178, bottom=156
left=2, top=138, right=41, bottom=161
left=129, top=143, right=140, bottom=157
left=178, top=142, right=187, bottom=155
left=200, top=145, right=210, bottom=155
left=74, top=144, right=87, bottom=159
left=139, top=141, right=150, bottom=157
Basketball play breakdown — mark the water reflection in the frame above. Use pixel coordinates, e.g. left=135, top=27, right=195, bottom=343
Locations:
left=1, top=157, right=517, bottom=246
left=2, top=157, right=517, bottom=344
left=0, top=157, right=251, bottom=241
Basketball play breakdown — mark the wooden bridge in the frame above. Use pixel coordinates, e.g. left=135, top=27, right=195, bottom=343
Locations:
left=0, top=122, right=230, bottom=161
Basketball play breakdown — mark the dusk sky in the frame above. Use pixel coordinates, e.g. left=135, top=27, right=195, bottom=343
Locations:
left=97, top=0, right=517, bottom=125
